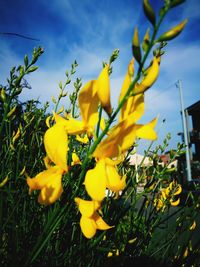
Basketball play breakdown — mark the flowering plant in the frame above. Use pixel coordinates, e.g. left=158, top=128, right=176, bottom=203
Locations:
left=1, top=1, right=200, bottom=266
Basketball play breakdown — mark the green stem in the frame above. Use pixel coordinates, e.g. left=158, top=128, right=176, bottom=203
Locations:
left=95, top=106, right=103, bottom=138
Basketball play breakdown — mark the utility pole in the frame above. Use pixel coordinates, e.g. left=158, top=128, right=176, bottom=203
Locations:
left=176, top=80, right=192, bottom=182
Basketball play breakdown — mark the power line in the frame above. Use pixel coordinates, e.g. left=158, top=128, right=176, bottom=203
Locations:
left=0, top=32, right=40, bottom=41
left=147, top=82, right=177, bottom=104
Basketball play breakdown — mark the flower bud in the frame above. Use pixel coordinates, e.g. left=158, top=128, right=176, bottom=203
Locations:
left=142, top=28, right=150, bottom=52
left=97, top=65, right=112, bottom=115
left=170, top=0, right=186, bottom=8
left=132, top=27, right=141, bottom=64
left=0, top=176, right=8, bottom=187
left=143, top=0, right=156, bottom=26
left=157, top=19, right=187, bottom=42
left=7, top=105, right=17, bottom=117
left=134, top=57, right=159, bottom=93
left=52, top=96, right=57, bottom=104
left=0, top=88, right=6, bottom=102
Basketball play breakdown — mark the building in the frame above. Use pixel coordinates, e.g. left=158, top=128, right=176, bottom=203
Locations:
left=185, top=100, right=200, bottom=161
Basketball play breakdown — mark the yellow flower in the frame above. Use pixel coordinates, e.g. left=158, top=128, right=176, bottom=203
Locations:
left=78, top=80, right=99, bottom=134
left=107, top=249, right=120, bottom=257
left=97, top=64, right=112, bottom=115
left=84, top=159, right=126, bottom=201
left=155, top=181, right=182, bottom=211
left=45, top=115, right=52, bottom=128
left=27, top=166, right=64, bottom=205
left=93, top=117, right=157, bottom=159
left=54, top=112, right=85, bottom=135
left=154, top=198, right=166, bottom=212
left=27, top=123, right=68, bottom=205
left=71, top=152, right=81, bottom=166
left=76, top=134, right=89, bottom=144
left=134, top=56, right=160, bottom=94
left=53, top=80, right=100, bottom=137
left=173, top=183, right=182, bottom=196
left=120, top=93, right=145, bottom=123
left=183, top=247, right=189, bottom=258
left=170, top=198, right=180, bottom=206
left=119, top=58, right=134, bottom=103
left=75, top=197, right=113, bottom=239
left=75, top=197, right=101, bottom=217
left=44, top=123, right=68, bottom=171
left=189, top=221, right=196, bottom=231
left=0, top=176, right=8, bottom=187
left=119, top=58, right=144, bottom=123
left=12, top=127, right=21, bottom=143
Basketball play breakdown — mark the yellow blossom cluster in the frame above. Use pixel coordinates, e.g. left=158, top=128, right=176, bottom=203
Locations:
left=154, top=180, right=182, bottom=212
left=27, top=55, right=160, bottom=238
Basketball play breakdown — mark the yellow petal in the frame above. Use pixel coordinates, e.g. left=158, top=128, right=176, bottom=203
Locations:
left=107, top=252, right=113, bottom=258
left=169, top=181, right=174, bottom=190
left=0, top=176, right=8, bottom=187
left=93, top=118, right=137, bottom=159
left=136, top=119, right=157, bottom=140
left=173, top=184, right=182, bottom=195
left=71, top=152, right=81, bottom=166
left=97, top=65, right=112, bottom=115
left=54, top=113, right=85, bottom=135
left=100, top=117, right=106, bottom=132
left=84, top=160, right=107, bottom=201
left=93, top=212, right=114, bottom=230
left=128, top=237, right=137, bottom=244
left=161, top=189, right=167, bottom=200
left=189, top=221, right=196, bottom=231
left=93, top=135, right=120, bottom=159
left=53, top=112, right=67, bottom=124
left=78, top=80, right=99, bottom=130
left=75, top=197, right=100, bottom=217
left=12, top=127, right=20, bottom=143
left=76, top=134, right=89, bottom=144
left=45, top=115, right=52, bottom=128
left=80, top=216, right=97, bottom=239
left=106, top=164, right=126, bottom=192
left=44, top=123, right=68, bottom=171
left=119, top=58, right=134, bottom=103
left=183, top=247, right=188, bottom=258
left=119, top=58, right=145, bottom=123
left=93, top=121, right=125, bottom=159
left=104, top=157, right=123, bottom=166
left=134, top=57, right=159, bottom=93
left=170, top=198, right=180, bottom=206
left=120, top=93, right=144, bottom=122
left=27, top=166, right=63, bottom=205
left=43, top=156, right=52, bottom=169
left=94, top=117, right=157, bottom=159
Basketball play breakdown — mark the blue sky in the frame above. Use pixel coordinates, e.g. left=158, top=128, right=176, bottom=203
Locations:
left=0, top=0, right=200, bottom=153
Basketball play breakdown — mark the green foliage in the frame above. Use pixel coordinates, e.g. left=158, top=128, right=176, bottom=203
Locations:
left=1, top=2, right=200, bottom=267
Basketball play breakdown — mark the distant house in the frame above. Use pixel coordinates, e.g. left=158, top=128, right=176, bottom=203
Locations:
left=129, top=153, right=177, bottom=169
left=185, top=100, right=200, bottom=161
left=158, top=153, right=178, bottom=169
left=129, top=153, right=152, bottom=167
